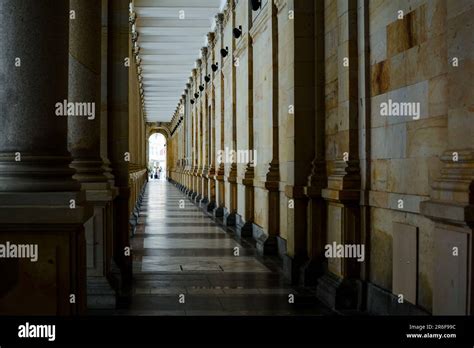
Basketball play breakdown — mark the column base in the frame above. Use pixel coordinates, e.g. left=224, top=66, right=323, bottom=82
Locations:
left=224, top=211, right=239, bottom=227
left=207, top=200, right=217, bottom=213
left=282, top=253, right=323, bottom=286
left=236, top=220, right=253, bottom=238
left=194, top=194, right=202, bottom=203
left=282, top=254, right=308, bottom=284
left=199, top=196, right=209, bottom=205
left=316, top=272, right=363, bottom=311
left=254, top=225, right=278, bottom=256
left=366, top=282, right=429, bottom=315
left=298, top=257, right=325, bottom=286
left=213, top=206, right=227, bottom=221
left=0, top=191, right=92, bottom=315
left=108, top=259, right=122, bottom=293
left=129, top=208, right=140, bottom=237
left=109, top=259, right=132, bottom=307
left=87, top=277, right=117, bottom=309
left=206, top=201, right=216, bottom=213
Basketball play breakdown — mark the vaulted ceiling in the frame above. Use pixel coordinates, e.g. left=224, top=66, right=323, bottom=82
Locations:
left=134, top=0, right=225, bottom=123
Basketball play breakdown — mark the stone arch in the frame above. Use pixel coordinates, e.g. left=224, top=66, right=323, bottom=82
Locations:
left=146, top=125, right=171, bottom=140
left=145, top=125, right=171, bottom=172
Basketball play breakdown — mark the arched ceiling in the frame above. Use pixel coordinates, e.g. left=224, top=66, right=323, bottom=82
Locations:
left=134, top=0, right=225, bottom=123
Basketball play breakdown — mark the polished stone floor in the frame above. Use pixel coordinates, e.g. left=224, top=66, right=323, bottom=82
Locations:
left=96, top=180, right=333, bottom=316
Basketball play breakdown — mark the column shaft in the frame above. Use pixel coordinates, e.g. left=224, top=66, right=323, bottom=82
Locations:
left=0, top=0, right=91, bottom=315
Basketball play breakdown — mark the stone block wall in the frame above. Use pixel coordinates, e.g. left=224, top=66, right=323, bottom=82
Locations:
left=166, top=0, right=473, bottom=315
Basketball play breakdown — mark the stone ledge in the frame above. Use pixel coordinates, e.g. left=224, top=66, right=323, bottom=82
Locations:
left=366, top=282, right=429, bottom=316
left=420, top=200, right=474, bottom=225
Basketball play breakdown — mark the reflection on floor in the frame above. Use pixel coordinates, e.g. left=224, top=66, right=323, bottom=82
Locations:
left=95, top=180, right=334, bottom=316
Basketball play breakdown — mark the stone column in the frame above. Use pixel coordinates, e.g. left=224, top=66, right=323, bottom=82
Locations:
left=194, top=61, right=203, bottom=203
left=184, top=84, right=192, bottom=194
left=0, top=0, right=92, bottom=315
left=248, top=2, right=280, bottom=255
left=190, top=72, right=199, bottom=200
left=223, top=0, right=239, bottom=228
left=200, top=47, right=210, bottom=208
left=235, top=6, right=255, bottom=238
left=420, top=1, right=474, bottom=315
left=107, top=0, right=131, bottom=296
left=318, top=0, right=363, bottom=310
left=213, top=13, right=227, bottom=220
left=207, top=32, right=218, bottom=213
left=302, top=0, right=327, bottom=286
left=68, top=0, right=117, bottom=309
left=280, top=0, right=316, bottom=284
left=178, top=95, right=186, bottom=189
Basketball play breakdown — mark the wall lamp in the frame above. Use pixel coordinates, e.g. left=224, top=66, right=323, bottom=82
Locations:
left=190, top=99, right=195, bottom=104
left=211, top=63, right=219, bottom=72
left=199, top=84, right=204, bottom=92
left=233, top=26, right=242, bottom=39
left=220, top=47, right=229, bottom=57
left=194, top=92, right=199, bottom=99
left=205, top=75, right=211, bottom=83
left=251, top=0, right=262, bottom=11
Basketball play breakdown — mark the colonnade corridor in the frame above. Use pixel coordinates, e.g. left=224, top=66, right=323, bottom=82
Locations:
left=94, top=180, right=332, bottom=316
left=1, top=0, right=473, bottom=344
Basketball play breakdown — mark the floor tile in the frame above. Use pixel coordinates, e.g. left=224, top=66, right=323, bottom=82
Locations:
left=92, top=181, right=332, bottom=316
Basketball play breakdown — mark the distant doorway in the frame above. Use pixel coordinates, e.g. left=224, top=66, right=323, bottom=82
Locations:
left=148, top=133, right=167, bottom=180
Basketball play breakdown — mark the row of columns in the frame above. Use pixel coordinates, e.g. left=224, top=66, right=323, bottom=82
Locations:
left=167, top=0, right=291, bottom=260
left=166, top=0, right=473, bottom=316
left=0, top=0, right=142, bottom=314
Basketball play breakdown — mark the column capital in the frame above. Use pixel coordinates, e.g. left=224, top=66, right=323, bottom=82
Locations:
left=215, top=13, right=225, bottom=33
left=201, top=47, right=208, bottom=60
left=207, top=32, right=216, bottom=48
left=274, top=0, right=288, bottom=13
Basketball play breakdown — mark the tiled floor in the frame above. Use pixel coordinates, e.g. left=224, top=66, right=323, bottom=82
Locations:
left=98, top=180, right=334, bottom=316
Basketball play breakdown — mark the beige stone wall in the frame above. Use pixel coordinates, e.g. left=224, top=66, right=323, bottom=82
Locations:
left=128, top=43, right=146, bottom=168
left=234, top=0, right=251, bottom=222
left=277, top=3, right=292, bottom=242
left=366, top=0, right=450, bottom=312
left=223, top=29, right=233, bottom=209
left=251, top=4, right=274, bottom=231
left=162, top=0, right=473, bottom=314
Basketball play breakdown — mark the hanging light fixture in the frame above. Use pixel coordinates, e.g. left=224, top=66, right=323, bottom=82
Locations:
left=131, top=30, right=139, bottom=43
left=133, top=43, right=140, bottom=55
left=251, top=0, right=262, bottom=11
left=129, top=2, right=137, bottom=25
left=233, top=26, right=242, bottom=39
left=220, top=47, right=229, bottom=57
